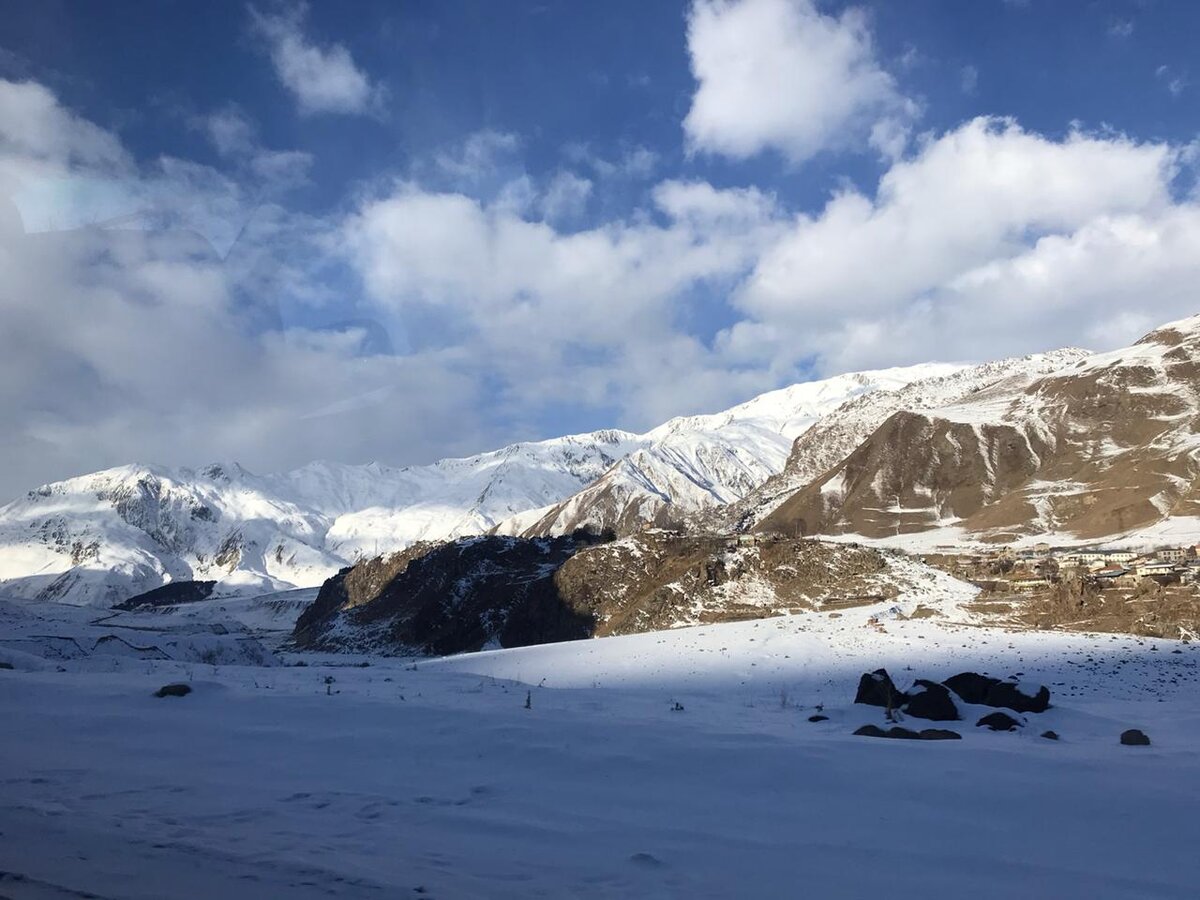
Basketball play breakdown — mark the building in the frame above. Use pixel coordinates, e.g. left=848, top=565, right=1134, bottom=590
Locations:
left=1135, top=561, right=1177, bottom=578
left=1157, top=547, right=1188, bottom=563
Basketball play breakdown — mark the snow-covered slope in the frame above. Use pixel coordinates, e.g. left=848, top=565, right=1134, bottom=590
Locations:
left=2, top=590, right=1198, bottom=898
left=511, top=364, right=961, bottom=538
left=0, top=367, right=954, bottom=607
left=0, top=432, right=640, bottom=606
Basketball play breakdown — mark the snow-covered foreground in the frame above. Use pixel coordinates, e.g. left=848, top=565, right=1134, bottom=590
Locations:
left=2, top=595, right=1199, bottom=899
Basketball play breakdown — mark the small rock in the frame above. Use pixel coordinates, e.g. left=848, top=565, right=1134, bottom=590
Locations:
left=154, top=683, right=192, bottom=698
left=0, top=661, right=14, bottom=670
left=917, top=729, right=962, bottom=741
left=977, top=711, right=1021, bottom=732
left=1041, top=731, right=1059, bottom=741
left=808, top=714, right=829, bottom=722
left=1120, top=729, right=1150, bottom=746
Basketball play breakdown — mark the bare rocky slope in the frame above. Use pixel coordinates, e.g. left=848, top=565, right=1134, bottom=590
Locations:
left=757, top=316, right=1200, bottom=544
left=292, top=531, right=933, bottom=655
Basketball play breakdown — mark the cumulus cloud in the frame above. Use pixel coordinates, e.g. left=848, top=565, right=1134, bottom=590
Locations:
left=340, top=178, right=786, bottom=423
left=249, top=2, right=384, bottom=116
left=683, top=0, right=915, bottom=163
left=722, top=117, right=1193, bottom=371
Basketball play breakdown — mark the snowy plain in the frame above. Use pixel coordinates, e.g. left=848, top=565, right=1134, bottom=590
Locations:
left=2, top=580, right=1198, bottom=899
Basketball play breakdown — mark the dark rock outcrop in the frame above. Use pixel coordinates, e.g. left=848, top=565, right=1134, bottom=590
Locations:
left=808, top=714, right=829, bottom=723
left=154, top=683, right=192, bottom=698
left=1041, top=731, right=1060, bottom=740
left=977, top=711, right=1022, bottom=731
left=853, top=724, right=961, bottom=741
left=854, top=669, right=907, bottom=709
left=116, top=580, right=217, bottom=610
left=904, top=679, right=960, bottom=721
left=294, top=534, right=602, bottom=655
left=1120, top=729, right=1151, bottom=746
left=942, top=672, right=1051, bottom=713
left=296, top=532, right=902, bottom=655
left=943, top=672, right=997, bottom=705
left=985, top=681, right=1050, bottom=714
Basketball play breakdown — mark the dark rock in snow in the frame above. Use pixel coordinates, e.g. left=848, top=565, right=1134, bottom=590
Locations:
left=943, top=672, right=1000, bottom=705
left=1120, top=729, right=1151, bottom=746
left=985, top=680, right=1050, bottom=714
left=154, top=683, right=192, bottom=698
left=917, top=729, right=962, bottom=741
left=944, top=672, right=1051, bottom=713
left=854, top=669, right=907, bottom=709
left=116, top=580, right=217, bottom=610
left=1041, top=731, right=1060, bottom=741
left=0, top=661, right=13, bottom=670
left=808, top=714, right=829, bottom=722
left=853, top=725, right=960, bottom=741
left=977, top=711, right=1022, bottom=731
left=904, top=679, right=960, bottom=721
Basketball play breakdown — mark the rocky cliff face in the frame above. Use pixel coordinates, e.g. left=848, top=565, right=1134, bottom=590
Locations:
left=292, top=530, right=927, bottom=655
left=509, top=364, right=960, bottom=540
left=758, top=316, right=1200, bottom=543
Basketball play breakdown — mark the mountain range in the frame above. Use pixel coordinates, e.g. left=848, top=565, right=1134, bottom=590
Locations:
left=4, top=314, right=1200, bottom=607
left=0, top=363, right=945, bottom=605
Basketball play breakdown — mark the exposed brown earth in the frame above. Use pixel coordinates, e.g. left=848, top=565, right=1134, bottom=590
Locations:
left=292, top=531, right=910, bottom=655
left=757, top=319, right=1200, bottom=542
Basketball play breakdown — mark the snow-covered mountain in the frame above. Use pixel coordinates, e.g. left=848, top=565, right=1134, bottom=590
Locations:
left=707, top=349, right=1090, bottom=533
left=0, top=432, right=641, bottom=606
left=756, top=315, right=1200, bottom=546
left=0, top=365, right=949, bottom=606
left=506, top=365, right=961, bottom=538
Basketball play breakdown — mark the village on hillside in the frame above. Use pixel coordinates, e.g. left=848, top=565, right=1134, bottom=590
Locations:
left=925, top=543, right=1200, bottom=591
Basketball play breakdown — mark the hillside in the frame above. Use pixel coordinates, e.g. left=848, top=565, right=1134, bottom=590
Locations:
left=293, top=530, right=964, bottom=655
left=759, top=316, right=1200, bottom=545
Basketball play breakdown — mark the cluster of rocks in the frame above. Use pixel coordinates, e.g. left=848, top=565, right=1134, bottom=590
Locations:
left=850, top=668, right=1152, bottom=745
left=852, top=668, right=1050, bottom=739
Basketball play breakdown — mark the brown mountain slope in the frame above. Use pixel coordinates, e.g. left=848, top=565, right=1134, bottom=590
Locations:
left=758, top=315, right=1200, bottom=543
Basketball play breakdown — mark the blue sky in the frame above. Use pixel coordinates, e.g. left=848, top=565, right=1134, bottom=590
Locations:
left=0, top=0, right=1198, bottom=496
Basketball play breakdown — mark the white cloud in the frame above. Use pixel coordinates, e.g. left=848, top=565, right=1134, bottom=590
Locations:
left=538, top=171, right=592, bottom=223
left=960, top=65, right=979, bottom=96
left=722, top=117, right=1191, bottom=372
left=562, top=142, right=659, bottom=180
left=1108, top=19, right=1134, bottom=39
left=249, top=2, right=384, bottom=116
left=683, top=0, right=915, bottom=164
left=1156, top=64, right=1187, bottom=98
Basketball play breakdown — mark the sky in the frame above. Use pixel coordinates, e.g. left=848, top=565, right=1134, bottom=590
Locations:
left=0, top=0, right=1198, bottom=499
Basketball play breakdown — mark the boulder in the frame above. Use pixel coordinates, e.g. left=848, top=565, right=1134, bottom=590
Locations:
left=854, top=669, right=907, bottom=709
left=985, top=681, right=1050, bottom=714
left=904, top=679, right=960, bottom=721
left=1041, top=731, right=1060, bottom=741
left=1120, top=729, right=1150, bottom=746
left=977, top=711, right=1022, bottom=731
left=808, top=715, right=829, bottom=722
left=943, top=672, right=1000, bottom=705
left=154, top=683, right=192, bottom=698
left=943, top=672, right=1051, bottom=713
